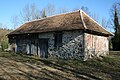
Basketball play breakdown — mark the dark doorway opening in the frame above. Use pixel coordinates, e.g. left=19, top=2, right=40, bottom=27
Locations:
left=38, top=39, right=49, bottom=58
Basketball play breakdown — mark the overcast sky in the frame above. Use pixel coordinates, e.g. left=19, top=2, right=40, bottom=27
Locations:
left=0, top=0, right=119, bottom=29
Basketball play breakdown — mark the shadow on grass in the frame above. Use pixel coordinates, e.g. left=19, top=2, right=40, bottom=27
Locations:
left=5, top=53, right=103, bottom=80
left=39, top=59, right=103, bottom=80
left=0, top=51, right=120, bottom=80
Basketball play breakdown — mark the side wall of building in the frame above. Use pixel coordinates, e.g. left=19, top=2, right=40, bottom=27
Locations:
left=84, top=33, right=109, bottom=60
left=8, top=35, right=39, bottom=55
left=58, top=30, right=84, bottom=59
left=8, top=30, right=84, bottom=60
left=8, top=31, right=110, bottom=60
left=38, top=30, right=84, bottom=60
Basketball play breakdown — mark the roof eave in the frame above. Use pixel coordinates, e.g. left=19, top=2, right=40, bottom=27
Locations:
left=80, top=9, right=114, bottom=36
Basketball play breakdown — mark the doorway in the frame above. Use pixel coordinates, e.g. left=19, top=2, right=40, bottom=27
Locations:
left=38, top=39, right=48, bottom=58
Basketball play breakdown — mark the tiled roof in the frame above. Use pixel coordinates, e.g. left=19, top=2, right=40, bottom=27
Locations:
left=8, top=10, right=113, bottom=36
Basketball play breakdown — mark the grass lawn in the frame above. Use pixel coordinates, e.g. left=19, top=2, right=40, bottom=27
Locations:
left=0, top=51, right=120, bottom=80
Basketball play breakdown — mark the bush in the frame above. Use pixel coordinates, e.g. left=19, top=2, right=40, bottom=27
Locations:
left=1, top=41, right=8, bottom=51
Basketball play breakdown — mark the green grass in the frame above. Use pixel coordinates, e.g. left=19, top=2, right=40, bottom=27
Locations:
left=0, top=51, right=120, bottom=80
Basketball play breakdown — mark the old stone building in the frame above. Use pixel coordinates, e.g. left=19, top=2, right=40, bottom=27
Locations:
left=8, top=10, right=113, bottom=60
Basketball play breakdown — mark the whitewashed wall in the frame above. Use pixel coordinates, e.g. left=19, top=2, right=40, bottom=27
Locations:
left=84, top=33, right=109, bottom=60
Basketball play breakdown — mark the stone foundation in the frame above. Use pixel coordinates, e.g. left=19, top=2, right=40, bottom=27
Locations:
left=84, top=49, right=109, bottom=60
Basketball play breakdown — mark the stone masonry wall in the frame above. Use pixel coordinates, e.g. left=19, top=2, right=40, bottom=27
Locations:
left=52, top=30, right=84, bottom=60
left=9, top=30, right=84, bottom=60
left=38, top=32, right=54, bottom=55
left=39, top=30, right=84, bottom=60
left=84, top=33, right=109, bottom=60
left=9, top=31, right=110, bottom=60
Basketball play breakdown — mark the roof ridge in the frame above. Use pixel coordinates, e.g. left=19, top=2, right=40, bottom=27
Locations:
left=25, top=10, right=80, bottom=24
left=80, top=10, right=114, bottom=36
left=79, top=10, right=87, bottom=29
left=14, top=10, right=80, bottom=31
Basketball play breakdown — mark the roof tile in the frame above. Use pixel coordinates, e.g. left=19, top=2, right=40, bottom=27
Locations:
left=8, top=10, right=113, bottom=36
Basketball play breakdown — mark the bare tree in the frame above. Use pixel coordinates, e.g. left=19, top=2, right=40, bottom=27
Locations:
left=11, top=3, right=41, bottom=28
left=58, top=7, right=69, bottom=14
left=92, top=13, right=100, bottom=23
left=45, top=4, right=56, bottom=16
left=81, top=6, right=100, bottom=23
left=20, top=4, right=41, bottom=23
left=101, top=17, right=110, bottom=29
left=110, top=2, right=120, bottom=31
left=72, top=6, right=80, bottom=11
left=0, top=23, right=7, bottom=29
left=81, top=6, right=91, bottom=16
left=11, top=15, right=19, bottom=29
left=44, top=4, right=70, bottom=16
left=30, top=4, right=41, bottom=20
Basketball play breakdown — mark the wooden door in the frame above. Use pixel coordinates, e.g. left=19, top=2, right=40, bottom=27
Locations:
left=39, top=39, right=48, bottom=58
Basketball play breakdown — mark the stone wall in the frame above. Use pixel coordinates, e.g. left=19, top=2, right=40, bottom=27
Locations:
left=9, top=30, right=84, bottom=60
left=55, top=30, right=84, bottom=60
left=84, top=33, right=109, bottom=60
left=38, top=32, right=54, bottom=55
left=8, top=31, right=109, bottom=60
left=38, top=30, right=84, bottom=60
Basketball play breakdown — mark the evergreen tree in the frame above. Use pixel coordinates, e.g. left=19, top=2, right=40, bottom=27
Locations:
left=114, top=9, right=120, bottom=34
left=41, top=9, right=47, bottom=18
left=111, top=3, right=120, bottom=51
